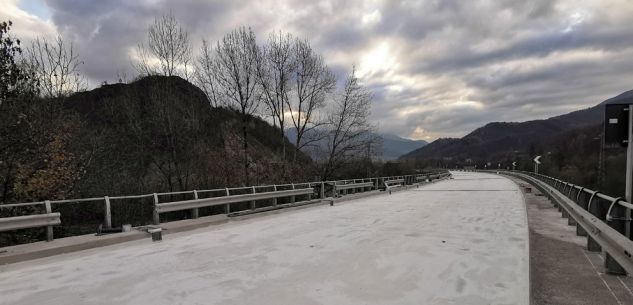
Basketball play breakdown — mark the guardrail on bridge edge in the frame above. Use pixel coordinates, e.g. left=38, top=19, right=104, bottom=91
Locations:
left=484, top=169, right=633, bottom=276
left=0, top=171, right=451, bottom=244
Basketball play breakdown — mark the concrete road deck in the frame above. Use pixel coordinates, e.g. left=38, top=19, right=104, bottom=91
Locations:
left=0, top=172, right=529, bottom=305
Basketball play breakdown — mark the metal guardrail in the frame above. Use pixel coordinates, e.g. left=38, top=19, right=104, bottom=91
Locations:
left=0, top=170, right=450, bottom=243
left=384, top=178, right=405, bottom=185
left=333, top=182, right=374, bottom=197
left=0, top=213, right=61, bottom=232
left=155, top=188, right=314, bottom=223
left=498, top=170, right=633, bottom=276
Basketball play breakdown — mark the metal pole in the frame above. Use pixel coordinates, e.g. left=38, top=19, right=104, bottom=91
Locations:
left=192, top=190, right=199, bottom=219
left=625, top=104, right=633, bottom=239
left=104, top=196, right=112, bottom=228
left=152, top=193, right=160, bottom=225
left=44, top=200, right=54, bottom=241
left=290, top=183, right=296, bottom=204
left=250, top=186, right=256, bottom=210
left=225, top=188, right=231, bottom=214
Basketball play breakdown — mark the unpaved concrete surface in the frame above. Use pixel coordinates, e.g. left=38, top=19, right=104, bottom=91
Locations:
left=0, top=171, right=528, bottom=305
left=507, top=176, right=633, bottom=305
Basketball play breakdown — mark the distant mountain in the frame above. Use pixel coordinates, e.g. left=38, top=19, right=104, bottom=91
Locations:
left=381, top=133, right=427, bottom=160
left=285, top=129, right=426, bottom=161
left=401, top=90, right=633, bottom=162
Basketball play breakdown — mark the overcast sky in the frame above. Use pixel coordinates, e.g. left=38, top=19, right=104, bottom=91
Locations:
left=3, top=0, right=633, bottom=140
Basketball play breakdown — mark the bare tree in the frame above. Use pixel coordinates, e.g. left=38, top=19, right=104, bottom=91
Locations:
left=194, top=40, right=224, bottom=107
left=255, top=31, right=294, bottom=160
left=25, top=36, right=85, bottom=98
left=135, top=12, right=191, bottom=79
left=320, top=67, right=374, bottom=180
left=287, top=38, right=336, bottom=162
left=212, top=27, right=260, bottom=184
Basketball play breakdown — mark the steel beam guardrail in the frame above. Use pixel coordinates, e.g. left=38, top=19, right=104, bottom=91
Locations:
left=1, top=170, right=450, bottom=243
left=333, top=182, right=374, bottom=197
left=384, top=178, right=405, bottom=185
left=155, top=188, right=314, bottom=214
left=496, top=170, right=633, bottom=276
left=0, top=213, right=61, bottom=232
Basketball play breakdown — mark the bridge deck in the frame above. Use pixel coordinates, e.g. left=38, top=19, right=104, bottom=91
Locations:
left=0, top=172, right=528, bottom=305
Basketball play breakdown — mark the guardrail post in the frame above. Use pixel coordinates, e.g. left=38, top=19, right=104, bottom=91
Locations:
left=627, top=209, right=631, bottom=240
left=558, top=185, right=565, bottom=211
left=104, top=196, right=112, bottom=229
left=44, top=200, right=54, bottom=241
left=152, top=193, right=160, bottom=225
left=586, top=192, right=602, bottom=252
left=587, top=234, right=602, bottom=252
left=272, top=185, right=278, bottom=207
left=567, top=216, right=577, bottom=226
left=605, top=198, right=628, bottom=275
left=605, top=254, right=627, bottom=275
left=320, top=182, right=325, bottom=198
left=192, top=190, right=199, bottom=219
left=290, top=184, right=296, bottom=204
left=225, top=188, right=231, bottom=214
left=576, top=224, right=587, bottom=236
left=605, top=208, right=627, bottom=273
left=250, top=187, right=256, bottom=210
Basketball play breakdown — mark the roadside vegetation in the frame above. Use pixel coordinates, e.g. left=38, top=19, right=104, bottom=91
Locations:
left=0, top=16, right=421, bottom=205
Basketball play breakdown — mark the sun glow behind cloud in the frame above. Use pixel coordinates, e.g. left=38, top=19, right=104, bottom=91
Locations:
left=357, top=41, right=399, bottom=78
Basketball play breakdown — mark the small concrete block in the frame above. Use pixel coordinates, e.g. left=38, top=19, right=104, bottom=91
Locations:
left=148, top=228, right=162, bottom=242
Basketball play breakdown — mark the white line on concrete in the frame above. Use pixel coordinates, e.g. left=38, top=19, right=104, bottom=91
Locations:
left=583, top=250, right=623, bottom=305
left=619, top=276, right=633, bottom=297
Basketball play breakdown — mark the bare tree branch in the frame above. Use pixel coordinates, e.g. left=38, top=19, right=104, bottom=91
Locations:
left=255, top=31, right=294, bottom=160
left=211, top=27, right=260, bottom=184
left=25, top=36, right=85, bottom=98
left=288, top=38, right=336, bottom=162
left=194, top=40, right=225, bottom=107
left=320, top=66, right=374, bottom=180
left=135, top=12, right=191, bottom=79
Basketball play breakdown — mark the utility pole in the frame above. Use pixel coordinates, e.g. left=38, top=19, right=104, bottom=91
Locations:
left=625, top=105, right=632, bottom=239
left=603, top=99, right=633, bottom=274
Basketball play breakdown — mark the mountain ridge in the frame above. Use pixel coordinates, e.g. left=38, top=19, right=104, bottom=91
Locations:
left=401, top=89, right=633, bottom=161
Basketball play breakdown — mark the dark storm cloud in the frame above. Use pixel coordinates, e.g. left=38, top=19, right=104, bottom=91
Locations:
left=6, top=0, right=633, bottom=140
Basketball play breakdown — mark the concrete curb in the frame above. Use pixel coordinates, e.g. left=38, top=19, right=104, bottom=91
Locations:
left=0, top=215, right=227, bottom=265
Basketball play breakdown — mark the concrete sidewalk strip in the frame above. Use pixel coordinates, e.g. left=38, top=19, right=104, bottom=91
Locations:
left=506, top=176, right=633, bottom=305
left=0, top=172, right=529, bottom=305
left=0, top=215, right=228, bottom=265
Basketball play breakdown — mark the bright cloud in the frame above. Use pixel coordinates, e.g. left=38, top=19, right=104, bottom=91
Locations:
left=3, top=0, right=633, bottom=141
